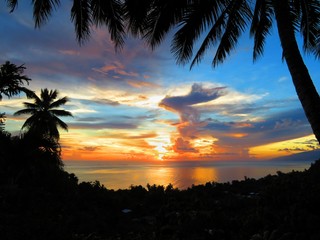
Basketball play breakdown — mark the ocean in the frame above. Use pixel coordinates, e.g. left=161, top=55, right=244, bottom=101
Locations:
left=64, top=160, right=315, bottom=190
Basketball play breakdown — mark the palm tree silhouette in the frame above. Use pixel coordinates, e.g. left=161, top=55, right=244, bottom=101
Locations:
left=14, top=88, right=73, bottom=141
left=122, top=0, right=320, bottom=144
left=0, top=61, right=33, bottom=101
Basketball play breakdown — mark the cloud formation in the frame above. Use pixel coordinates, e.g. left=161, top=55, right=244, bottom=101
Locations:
left=160, top=83, right=226, bottom=122
left=1, top=4, right=319, bottom=162
left=159, top=83, right=226, bottom=154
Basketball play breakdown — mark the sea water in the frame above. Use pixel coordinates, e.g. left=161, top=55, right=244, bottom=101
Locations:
left=64, top=160, right=314, bottom=190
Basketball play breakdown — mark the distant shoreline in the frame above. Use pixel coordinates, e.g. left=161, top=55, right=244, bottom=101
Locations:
left=64, top=159, right=315, bottom=190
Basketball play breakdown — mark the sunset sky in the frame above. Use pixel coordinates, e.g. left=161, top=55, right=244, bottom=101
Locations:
left=0, top=2, right=319, bottom=162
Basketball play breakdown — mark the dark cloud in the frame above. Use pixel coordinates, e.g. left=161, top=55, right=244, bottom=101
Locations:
left=117, top=111, right=160, bottom=121
left=159, top=83, right=225, bottom=129
left=199, top=98, right=301, bottom=122
left=277, top=138, right=320, bottom=152
left=160, top=83, right=226, bottom=121
left=278, top=147, right=307, bottom=152
left=203, top=108, right=312, bottom=147
left=75, top=117, right=105, bottom=122
left=79, top=146, right=101, bottom=152
left=73, top=112, right=158, bottom=132
left=293, top=138, right=319, bottom=146
left=78, top=98, right=120, bottom=106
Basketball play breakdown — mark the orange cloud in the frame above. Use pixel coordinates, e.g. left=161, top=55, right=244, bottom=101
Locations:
left=127, top=80, right=160, bottom=88
left=172, top=137, right=198, bottom=153
left=93, top=61, right=139, bottom=78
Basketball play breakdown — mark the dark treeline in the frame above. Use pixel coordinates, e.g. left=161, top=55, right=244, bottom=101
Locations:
left=1, top=136, right=320, bottom=240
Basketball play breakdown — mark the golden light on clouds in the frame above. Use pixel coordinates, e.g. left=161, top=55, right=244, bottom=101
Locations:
left=250, top=134, right=318, bottom=160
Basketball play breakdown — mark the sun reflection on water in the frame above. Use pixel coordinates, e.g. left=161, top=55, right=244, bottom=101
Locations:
left=65, top=160, right=313, bottom=190
left=192, top=167, right=218, bottom=185
left=145, top=167, right=175, bottom=187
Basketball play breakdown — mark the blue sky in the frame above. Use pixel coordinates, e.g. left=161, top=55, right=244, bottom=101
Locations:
left=0, top=2, right=319, bottom=161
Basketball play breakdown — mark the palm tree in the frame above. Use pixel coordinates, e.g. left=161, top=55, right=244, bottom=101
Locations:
left=0, top=61, right=33, bottom=101
left=122, top=0, right=320, bottom=144
left=14, top=88, right=73, bottom=141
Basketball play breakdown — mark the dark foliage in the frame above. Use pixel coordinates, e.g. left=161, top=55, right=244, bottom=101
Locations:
left=0, top=131, right=64, bottom=186
left=1, top=136, right=320, bottom=240
left=0, top=61, right=33, bottom=100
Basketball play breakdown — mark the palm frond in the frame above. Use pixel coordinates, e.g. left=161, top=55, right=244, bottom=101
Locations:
left=298, top=0, right=320, bottom=57
left=91, top=0, right=125, bottom=49
left=14, top=108, right=36, bottom=116
left=123, top=0, right=152, bottom=37
left=171, top=0, right=225, bottom=66
left=32, top=92, right=42, bottom=106
left=23, top=101, right=38, bottom=108
left=21, top=115, right=38, bottom=130
left=55, top=116, right=69, bottom=131
left=250, top=0, right=274, bottom=61
left=50, top=109, right=73, bottom=117
left=71, top=0, right=92, bottom=44
left=49, top=96, right=69, bottom=109
left=18, top=87, right=35, bottom=99
left=143, top=0, right=189, bottom=49
left=190, top=4, right=227, bottom=69
left=5, top=0, right=18, bottom=12
left=213, top=0, right=252, bottom=67
left=48, top=89, right=58, bottom=99
left=32, top=0, right=60, bottom=27
left=291, top=0, right=303, bottom=32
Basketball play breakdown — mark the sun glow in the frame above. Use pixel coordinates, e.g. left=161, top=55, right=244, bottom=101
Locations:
left=148, top=133, right=172, bottom=161
left=155, top=144, right=167, bottom=160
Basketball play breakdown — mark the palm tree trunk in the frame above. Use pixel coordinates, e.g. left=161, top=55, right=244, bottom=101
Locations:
left=273, top=0, right=320, bottom=144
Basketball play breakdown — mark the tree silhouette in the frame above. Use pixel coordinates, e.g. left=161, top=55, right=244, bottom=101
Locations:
left=0, top=61, right=33, bottom=100
left=14, top=88, right=73, bottom=141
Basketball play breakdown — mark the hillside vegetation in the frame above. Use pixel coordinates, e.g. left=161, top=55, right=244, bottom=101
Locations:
left=1, top=151, right=320, bottom=240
